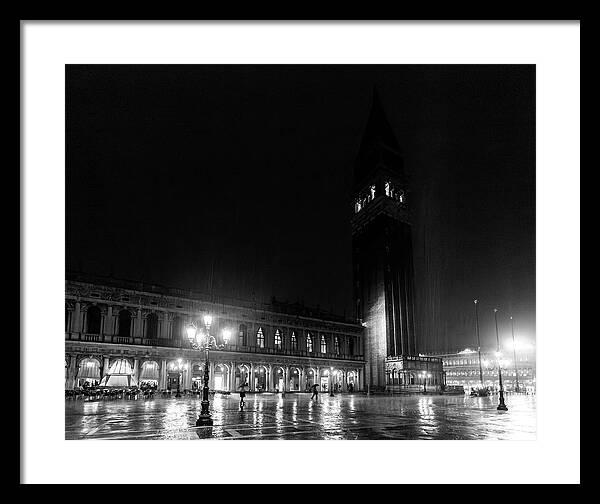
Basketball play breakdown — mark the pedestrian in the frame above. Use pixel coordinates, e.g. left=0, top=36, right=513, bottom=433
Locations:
left=238, top=382, right=248, bottom=409
left=310, top=383, right=319, bottom=400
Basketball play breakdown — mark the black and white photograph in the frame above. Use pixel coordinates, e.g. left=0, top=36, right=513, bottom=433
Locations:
left=22, top=21, right=579, bottom=485
left=63, top=63, right=537, bottom=441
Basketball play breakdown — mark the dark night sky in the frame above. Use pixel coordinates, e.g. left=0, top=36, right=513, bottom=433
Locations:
left=66, top=65, right=535, bottom=353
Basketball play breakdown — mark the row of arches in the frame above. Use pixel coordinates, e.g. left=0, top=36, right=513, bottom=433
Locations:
left=66, top=356, right=360, bottom=393
left=385, top=369, right=441, bottom=386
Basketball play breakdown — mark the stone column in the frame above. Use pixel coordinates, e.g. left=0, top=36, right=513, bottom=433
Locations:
left=184, top=360, right=192, bottom=390
left=159, top=359, right=167, bottom=389
left=73, top=302, right=82, bottom=334
left=230, top=361, right=235, bottom=391
left=67, top=355, right=78, bottom=389
left=105, top=306, right=114, bottom=336
left=250, top=364, right=255, bottom=391
left=284, top=366, right=290, bottom=392
left=133, top=358, right=140, bottom=384
left=300, top=369, right=306, bottom=391
left=102, top=357, right=110, bottom=378
left=209, top=361, right=215, bottom=390
left=266, top=364, right=272, bottom=391
left=135, top=309, right=143, bottom=338
left=342, top=370, right=348, bottom=392
left=315, top=367, right=320, bottom=391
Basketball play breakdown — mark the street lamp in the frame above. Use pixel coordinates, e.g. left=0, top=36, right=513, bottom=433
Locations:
left=186, top=315, right=230, bottom=427
left=474, top=299, right=484, bottom=389
left=510, top=316, right=520, bottom=393
left=494, top=309, right=508, bottom=411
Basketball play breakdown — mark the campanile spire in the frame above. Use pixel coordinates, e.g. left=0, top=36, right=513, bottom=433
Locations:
left=351, top=87, right=419, bottom=391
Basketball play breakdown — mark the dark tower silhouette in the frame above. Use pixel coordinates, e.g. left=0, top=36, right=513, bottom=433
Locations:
left=351, top=88, right=418, bottom=390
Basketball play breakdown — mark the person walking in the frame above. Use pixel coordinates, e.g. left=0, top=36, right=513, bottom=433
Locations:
left=238, top=382, right=248, bottom=410
left=310, top=383, right=320, bottom=400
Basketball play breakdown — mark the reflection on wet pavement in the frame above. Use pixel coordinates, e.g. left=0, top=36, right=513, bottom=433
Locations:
left=65, top=392, right=536, bottom=440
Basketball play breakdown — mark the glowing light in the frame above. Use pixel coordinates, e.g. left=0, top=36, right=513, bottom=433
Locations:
left=222, top=329, right=231, bottom=344
left=186, top=324, right=197, bottom=341
left=504, top=340, right=535, bottom=352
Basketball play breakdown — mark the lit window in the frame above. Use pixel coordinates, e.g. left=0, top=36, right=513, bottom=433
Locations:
left=369, top=184, right=376, bottom=201
left=291, top=331, right=298, bottom=351
left=274, top=329, right=282, bottom=349
left=320, top=335, right=327, bottom=353
left=355, top=198, right=362, bottom=213
left=334, top=336, right=340, bottom=355
left=256, top=327, right=265, bottom=348
left=306, top=333, right=313, bottom=353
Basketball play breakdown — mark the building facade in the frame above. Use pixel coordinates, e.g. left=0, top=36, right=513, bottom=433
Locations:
left=351, top=89, right=444, bottom=392
left=430, top=348, right=536, bottom=394
left=65, top=274, right=365, bottom=393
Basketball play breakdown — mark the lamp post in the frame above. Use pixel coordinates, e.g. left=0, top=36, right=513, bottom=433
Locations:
left=494, top=309, right=508, bottom=411
left=474, top=299, right=484, bottom=389
left=186, top=315, right=230, bottom=427
left=510, top=316, right=520, bottom=393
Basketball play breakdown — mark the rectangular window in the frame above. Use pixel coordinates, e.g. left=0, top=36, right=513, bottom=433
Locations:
left=334, top=336, right=340, bottom=355
left=320, top=335, right=327, bottom=354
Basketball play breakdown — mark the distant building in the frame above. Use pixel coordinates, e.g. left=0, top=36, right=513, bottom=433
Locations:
left=427, top=348, right=536, bottom=394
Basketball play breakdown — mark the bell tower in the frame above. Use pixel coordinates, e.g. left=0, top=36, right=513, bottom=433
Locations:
left=351, top=88, right=418, bottom=390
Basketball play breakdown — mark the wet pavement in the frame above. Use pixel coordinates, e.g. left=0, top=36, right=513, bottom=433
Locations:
left=65, top=392, right=536, bottom=440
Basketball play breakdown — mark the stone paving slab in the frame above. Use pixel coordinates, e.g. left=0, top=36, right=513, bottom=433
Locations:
left=65, top=392, right=536, bottom=440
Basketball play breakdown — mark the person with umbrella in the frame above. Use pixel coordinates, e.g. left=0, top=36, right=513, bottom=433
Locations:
left=309, top=383, right=320, bottom=401
left=238, top=382, right=248, bottom=410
